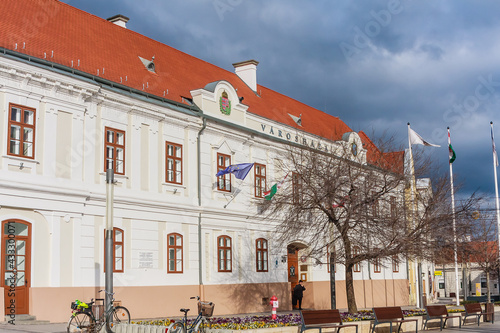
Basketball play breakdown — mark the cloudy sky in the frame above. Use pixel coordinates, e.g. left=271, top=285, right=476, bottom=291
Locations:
left=68, top=0, right=500, bottom=203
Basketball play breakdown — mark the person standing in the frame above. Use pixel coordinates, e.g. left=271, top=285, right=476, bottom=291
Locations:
left=292, top=280, right=306, bottom=310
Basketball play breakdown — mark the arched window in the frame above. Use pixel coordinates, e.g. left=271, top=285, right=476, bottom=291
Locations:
left=217, top=235, right=232, bottom=272
left=167, top=233, right=183, bottom=273
left=256, top=238, right=268, bottom=272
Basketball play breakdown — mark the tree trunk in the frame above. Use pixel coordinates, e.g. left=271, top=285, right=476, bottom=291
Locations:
left=487, top=271, right=491, bottom=303
left=345, top=264, right=357, bottom=313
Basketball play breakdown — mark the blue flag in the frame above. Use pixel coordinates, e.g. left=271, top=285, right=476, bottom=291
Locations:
left=216, top=163, right=254, bottom=180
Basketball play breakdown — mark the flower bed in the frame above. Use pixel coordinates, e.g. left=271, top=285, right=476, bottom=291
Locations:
left=132, top=309, right=432, bottom=330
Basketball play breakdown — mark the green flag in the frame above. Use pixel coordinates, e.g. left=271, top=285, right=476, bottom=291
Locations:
left=449, top=144, right=456, bottom=163
left=263, top=174, right=288, bottom=200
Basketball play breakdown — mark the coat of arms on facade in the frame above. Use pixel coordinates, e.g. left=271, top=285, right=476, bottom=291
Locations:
left=219, top=90, right=231, bottom=115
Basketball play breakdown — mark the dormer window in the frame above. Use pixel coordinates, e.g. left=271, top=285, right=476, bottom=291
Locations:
left=139, top=56, right=156, bottom=73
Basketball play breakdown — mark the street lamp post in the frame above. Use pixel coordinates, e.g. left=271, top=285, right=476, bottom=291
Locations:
left=105, top=169, right=114, bottom=310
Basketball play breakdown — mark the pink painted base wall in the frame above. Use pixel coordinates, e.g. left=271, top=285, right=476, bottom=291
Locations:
left=26, top=279, right=409, bottom=323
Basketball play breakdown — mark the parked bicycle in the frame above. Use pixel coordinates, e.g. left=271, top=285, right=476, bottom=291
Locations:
left=169, top=296, right=215, bottom=333
left=67, top=289, right=130, bottom=333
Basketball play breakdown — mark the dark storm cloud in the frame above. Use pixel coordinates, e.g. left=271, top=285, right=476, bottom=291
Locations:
left=69, top=0, right=500, bottom=198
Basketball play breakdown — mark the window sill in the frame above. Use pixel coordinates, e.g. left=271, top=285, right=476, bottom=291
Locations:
left=4, top=154, right=40, bottom=164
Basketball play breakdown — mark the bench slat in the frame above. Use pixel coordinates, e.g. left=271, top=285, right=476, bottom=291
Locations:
left=301, top=309, right=358, bottom=333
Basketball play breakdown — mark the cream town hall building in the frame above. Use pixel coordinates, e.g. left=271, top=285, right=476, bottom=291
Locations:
left=0, top=0, right=411, bottom=322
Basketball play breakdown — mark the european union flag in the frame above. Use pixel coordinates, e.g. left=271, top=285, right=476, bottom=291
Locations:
left=216, top=163, right=254, bottom=180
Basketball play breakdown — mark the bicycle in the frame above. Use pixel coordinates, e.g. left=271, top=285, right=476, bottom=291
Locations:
left=169, top=296, right=215, bottom=333
left=67, top=289, right=131, bottom=333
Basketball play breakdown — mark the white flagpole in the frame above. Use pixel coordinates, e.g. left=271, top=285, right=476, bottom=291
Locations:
left=491, top=122, right=500, bottom=268
left=448, top=127, right=460, bottom=306
left=407, top=123, right=420, bottom=307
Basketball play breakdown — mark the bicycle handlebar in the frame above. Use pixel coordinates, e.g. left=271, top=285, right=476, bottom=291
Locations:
left=98, top=289, right=115, bottom=296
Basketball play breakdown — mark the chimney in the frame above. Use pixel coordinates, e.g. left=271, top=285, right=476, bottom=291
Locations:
left=232, top=60, right=259, bottom=92
left=107, top=14, right=130, bottom=28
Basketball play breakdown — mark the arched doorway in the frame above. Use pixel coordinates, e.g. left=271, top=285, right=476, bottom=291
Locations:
left=1, top=220, right=31, bottom=315
left=287, top=242, right=308, bottom=309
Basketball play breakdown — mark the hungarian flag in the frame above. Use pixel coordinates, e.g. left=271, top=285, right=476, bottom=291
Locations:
left=448, top=144, right=456, bottom=163
left=448, top=130, right=456, bottom=163
left=264, top=174, right=288, bottom=200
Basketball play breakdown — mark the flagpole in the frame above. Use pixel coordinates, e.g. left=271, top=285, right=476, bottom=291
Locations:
left=491, top=122, right=500, bottom=270
left=448, top=127, right=460, bottom=306
left=407, top=123, right=421, bottom=308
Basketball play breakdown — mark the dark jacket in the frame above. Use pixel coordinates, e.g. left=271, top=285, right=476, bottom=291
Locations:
left=293, top=284, right=305, bottom=298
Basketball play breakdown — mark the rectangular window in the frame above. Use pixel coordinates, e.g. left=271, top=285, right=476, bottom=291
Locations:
left=104, top=127, right=125, bottom=175
left=481, top=278, right=487, bottom=288
left=217, top=235, right=232, bottom=272
left=217, top=153, right=231, bottom=192
left=166, top=142, right=182, bottom=184
left=292, top=172, right=302, bottom=204
left=371, top=192, right=378, bottom=217
left=167, top=233, right=183, bottom=273
left=256, top=238, right=268, bottom=272
left=438, top=282, right=445, bottom=289
left=389, top=196, right=396, bottom=218
left=392, top=255, right=399, bottom=273
left=104, top=227, right=124, bottom=273
left=373, top=257, right=381, bottom=273
left=8, top=104, right=36, bottom=159
left=254, top=163, right=266, bottom=198
left=353, top=246, right=361, bottom=272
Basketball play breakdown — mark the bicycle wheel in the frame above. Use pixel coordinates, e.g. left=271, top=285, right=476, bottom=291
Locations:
left=169, top=321, right=186, bottom=333
left=198, top=319, right=208, bottom=333
left=67, top=312, right=94, bottom=333
left=106, top=306, right=130, bottom=333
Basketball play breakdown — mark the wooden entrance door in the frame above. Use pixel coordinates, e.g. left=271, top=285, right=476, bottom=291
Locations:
left=2, top=220, right=31, bottom=315
left=287, top=245, right=299, bottom=307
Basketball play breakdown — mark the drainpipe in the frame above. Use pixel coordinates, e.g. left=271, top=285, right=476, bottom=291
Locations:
left=197, top=117, right=207, bottom=298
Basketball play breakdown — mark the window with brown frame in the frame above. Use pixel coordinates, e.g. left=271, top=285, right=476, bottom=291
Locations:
left=8, top=104, right=36, bottom=159
left=371, top=192, right=379, bottom=217
left=217, top=153, right=231, bottom=192
left=373, top=250, right=381, bottom=273
left=392, top=255, right=399, bottom=273
left=167, top=233, right=183, bottom=273
left=254, top=163, right=266, bottom=198
left=292, top=172, right=302, bottom=204
left=104, top=227, right=124, bottom=273
left=166, top=142, right=182, bottom=184
left=390, top=196, right=397, bottom=218
left=353, top=246, right=361, bottom=272
left=256, top=238, right=268, bottom=272
left=217, top=235, right=232, bottom=272
left=104, top=127, right=125, bottom=175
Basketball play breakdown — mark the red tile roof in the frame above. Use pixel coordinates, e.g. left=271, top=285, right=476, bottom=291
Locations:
left=0, top=0, right=401, bottom=169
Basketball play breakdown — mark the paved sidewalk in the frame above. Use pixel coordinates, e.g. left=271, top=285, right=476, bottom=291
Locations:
left=0, top=311, right=499, bottom=333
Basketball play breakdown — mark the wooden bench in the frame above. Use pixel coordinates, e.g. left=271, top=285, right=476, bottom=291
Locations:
left=371, top=307, right=418, bottom=333
left=462, top=303, right=494, bottom=326
left=300, top=309, right=358, bottom=333
left=423, top=305, right=461, bottom=331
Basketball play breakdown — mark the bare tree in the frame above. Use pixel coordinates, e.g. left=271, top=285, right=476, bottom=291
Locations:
left=453, top=211, right=500, bottom=303
left=260, top=135, right=477, bottom=313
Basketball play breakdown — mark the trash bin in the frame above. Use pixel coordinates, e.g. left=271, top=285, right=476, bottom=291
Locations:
left=484, top=303, right=494, bottom=322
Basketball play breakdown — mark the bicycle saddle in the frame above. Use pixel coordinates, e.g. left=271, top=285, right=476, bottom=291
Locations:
left=180, top=308, right=190, bottom=314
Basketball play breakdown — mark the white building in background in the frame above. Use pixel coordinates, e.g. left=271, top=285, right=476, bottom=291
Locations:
left=0, top=0, right=410, bottom=322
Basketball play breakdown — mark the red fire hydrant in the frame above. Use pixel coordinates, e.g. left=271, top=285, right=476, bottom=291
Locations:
left=270, top=295, right=279, bottom=320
